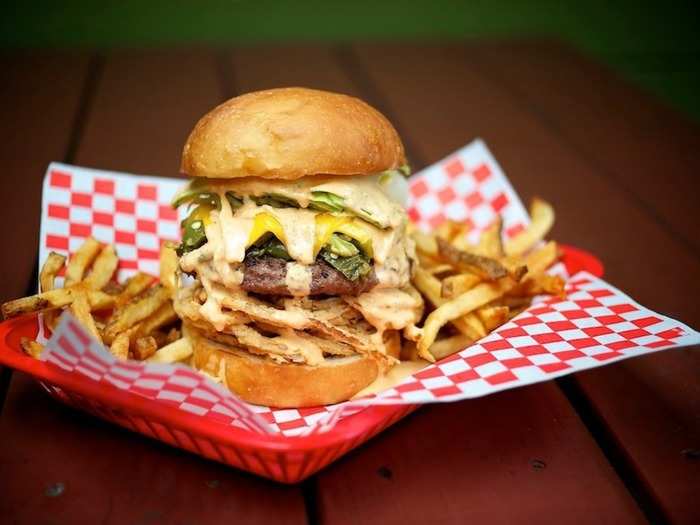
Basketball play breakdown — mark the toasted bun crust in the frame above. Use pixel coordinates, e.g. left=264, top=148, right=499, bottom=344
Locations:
left=181, top=87, right=406, bottom=181
left=191, top=334, right=380, bottom=408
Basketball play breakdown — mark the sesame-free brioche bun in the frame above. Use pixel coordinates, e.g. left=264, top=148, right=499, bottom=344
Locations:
left=191, top=334, right=380, bottom=408
left=181, top=87, right=406, bottom=181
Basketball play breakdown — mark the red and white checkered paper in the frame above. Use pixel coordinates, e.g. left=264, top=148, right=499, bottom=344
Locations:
left=38, top=141, right=700, bottom=436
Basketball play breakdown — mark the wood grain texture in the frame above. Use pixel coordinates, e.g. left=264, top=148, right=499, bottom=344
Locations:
left=228, top=43, right=647, bottom=523
left=348, top=41, right=700, bottom=524
left=75, top=49, right=223, bottom=177
left=469, top=40, right=700, bottom=256
left=2, top=42, right=698, bottom=523
left=318, top=385, right=646, bottom=525
left=467, top=40, right=700, bottom=524
left=0, top=375, right=306, bottom=525
left=231, top=45, right=360, bottom=96
left=0, top=49, right=307, bottom=525
left=0, top=52, right=90, bottom=303
left=350, top=43, right=700, bottom=326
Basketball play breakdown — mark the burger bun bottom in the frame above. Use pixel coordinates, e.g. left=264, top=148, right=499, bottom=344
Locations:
left=191, top=334, right=385, bottom=408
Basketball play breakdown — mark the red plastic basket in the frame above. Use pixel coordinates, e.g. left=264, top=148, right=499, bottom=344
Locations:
left=0, top=244, right=602, bottom=483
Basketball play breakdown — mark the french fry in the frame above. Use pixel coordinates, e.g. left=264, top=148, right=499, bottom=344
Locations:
left=102, top=281, right=124, bottom=295
left=426, top=264, right=454, bottom=276
left=441, top=273, right=481, bottom=298
left=83, top=245, right=118, bottom=290
left=416, top=252, right=442, bottom=270
left=166, top=327, right=181, bottom=343
left=147, top=337, right=193, bottom=363
left=413, top=267, right=444, bottom=306
left=510, top=273, right=565, bottom=297
left=456, top=314, right=487, bottom=340
left=87, top=290, right=117, bottom=310
left=435, top=220, right=463, bottom=242
left=507, top=304, right=530, bottom=320
left=500, top=256, right=529, bottom=282
left=133, top=336, right=158, bottom=360
left=473, top=218, right=503, bottom=258
left=492, top=295, right=532, bottom=309
left=64, top=237, right=101, bottom=286
left=451, top=234, right=472, bottom=251
left=40, top=252, right=66, bottom=293
left=429, top=334, right=472, bottom=361
left=436, top=238, right=508, bottom=280
left=1, top=287, right=74, bottom=319
left=476, top=305, right=510, bottom=331
left=149, top=330, right=168, bottom=348
left=103, top=285, right=169, bottom=344
left=69, top=287, right=102, bottom=343
left=413, top=230, right=438, bottom=257
left=505, top=198, right=555, bottom=256
left=20, top=337, right=44, bottom=359
left=110, top=331, right=130, bottom=360
left=40, top=252, right=67, bottom=329
left=524, top=241, right=559, bottom=274
left=0, top=286, right=115, bottom=320
left=130, top=302, right=178, bottom=341
left=418, top=278, right=514, bottom=361
left=413, top=267, right=486, bottom=340
left=116, top=272, right=155, bottom=308
left=159, top=242, right=179, bottom=296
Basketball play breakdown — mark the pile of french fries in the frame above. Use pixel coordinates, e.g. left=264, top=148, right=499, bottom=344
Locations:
left=1, top=237, right=192, bottom=364
left=409, top=198, right=564, bottom=362
left=1, top=197, right=563, bottom=376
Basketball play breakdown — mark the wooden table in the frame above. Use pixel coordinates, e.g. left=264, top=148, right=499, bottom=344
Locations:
left=1, top=41, right=698, bottom=524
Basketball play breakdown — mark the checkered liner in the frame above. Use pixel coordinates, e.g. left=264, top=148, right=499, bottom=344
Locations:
left=37, top=141, right=700, bottom=436
left=39, top=164, right=185, bottom=281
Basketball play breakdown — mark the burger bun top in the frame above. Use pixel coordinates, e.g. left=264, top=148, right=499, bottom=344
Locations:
left=181, top=87, right=406, bottom=181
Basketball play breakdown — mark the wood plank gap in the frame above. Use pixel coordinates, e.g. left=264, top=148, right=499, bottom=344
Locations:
left=301, top=474, right=320, bottom=525
left=557, top=376, right=670, bottom=525
left=332, top=45, right=428, bottom=169
left=21, top=53, right=103, bottom=298
left=1, top=53, right=103, bottom=415
left=216, top=48, right=238, bottom=100
left=0, top=367, right=12, bottom=413
left=467, top=55, right=700, bottom=261
left=64, top=54, right=104, bottom=165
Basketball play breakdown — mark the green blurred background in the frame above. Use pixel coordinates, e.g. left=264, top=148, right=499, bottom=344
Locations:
left=4, top=1, right=699, bottom=121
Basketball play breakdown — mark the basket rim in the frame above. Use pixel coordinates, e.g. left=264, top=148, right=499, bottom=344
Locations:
left=0, top=244, right=603, bottom=452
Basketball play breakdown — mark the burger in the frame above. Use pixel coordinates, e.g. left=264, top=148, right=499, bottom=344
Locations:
left=172, top=87, right=424, bottom=407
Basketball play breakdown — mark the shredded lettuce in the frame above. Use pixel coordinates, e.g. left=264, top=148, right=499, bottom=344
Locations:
left=309, top=191, right=345, bottom=213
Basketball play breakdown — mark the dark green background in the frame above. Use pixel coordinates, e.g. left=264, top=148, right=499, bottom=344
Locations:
left=4, top=1, right=699, bottom=121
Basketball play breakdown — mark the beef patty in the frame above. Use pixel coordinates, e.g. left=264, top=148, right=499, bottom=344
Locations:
left=242, top=256, right=378, bottom=296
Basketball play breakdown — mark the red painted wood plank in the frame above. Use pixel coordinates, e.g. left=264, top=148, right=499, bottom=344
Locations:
left=229, top=44, right=646, bottom=523
left=0, top=49, right=307, bottom=525
left=0, top=52, right=90, bottom=303
left=75, top=49, right=222, bottom=177
left=349, top=43, right=700, bottom=327
left=0, top=374, right=306, bottom=525
left=347, top=41, right=700, bottom=523
left=467, top=40, right=700, bottom=524
left=231, top=45, right=359, bottom=96
left=318, top=386, right=645, bottom=525
left=470, top=40, right=700, bottom=255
